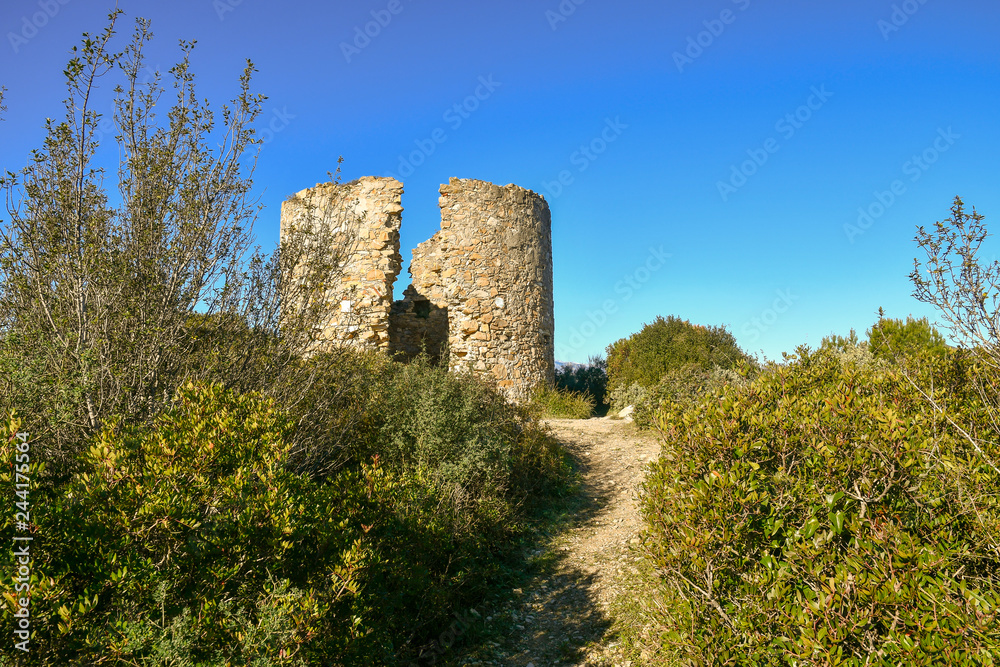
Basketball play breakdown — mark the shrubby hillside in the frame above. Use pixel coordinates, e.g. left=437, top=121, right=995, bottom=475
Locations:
left=635, top=342, right=1000, bottom=664
left=0, top=16, right=571, bottom=665
left=621, top=198, right=1000, bottom=665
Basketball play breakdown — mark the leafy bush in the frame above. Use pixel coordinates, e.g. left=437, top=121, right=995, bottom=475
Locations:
left=1, top=377, right=571, bottom=665
left=632, top=364, right=745, bottom=429
left=381, top=357, right=528, bottom=495
left=1, top=384, right=379, bottom=665
left=555, top=357, right=608, bottom=409
left=532, top=385, right=596, bottom=419
left=307, top=357, right=572, bottom=661
left=270, top=348, right=395, bottom=479
left=868, top=315, right=950, bottom=363
left=608, top=381, right=648, bottom=415
left=637, top=344, right=1000, bottom=665
left=606, top=315, right=747, bottom=393
left=820, top=328, right=865, bottom=354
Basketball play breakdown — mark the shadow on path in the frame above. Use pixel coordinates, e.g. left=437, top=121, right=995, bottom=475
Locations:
left=438, top=418, right=660, bottom=667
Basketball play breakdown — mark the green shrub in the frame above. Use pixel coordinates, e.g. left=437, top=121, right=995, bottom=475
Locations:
left=380, top=357, right=530, bottom=497
left=532, top=385, right=596, bottom=419
left=1, top=383, right=380, bottom=665
left=608, top=381, right=648, bottom=415
left=606, top=315, right=747, bottom=393
left=1, top=377, right=572, bottom=665
left=270, top=348, right=395, bottom=479
left=819, top=328, right=865, bottom=354
left=637, top=344, right=1000, bottom=665
left=632, top=364, right=745, bottom=429
left=868, top=315, right=950, bottom=362
left=353, top=357, right=572, bottom=660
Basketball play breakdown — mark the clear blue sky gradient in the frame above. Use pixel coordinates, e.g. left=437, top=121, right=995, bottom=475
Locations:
left=2, top=0, right=998, bottom=362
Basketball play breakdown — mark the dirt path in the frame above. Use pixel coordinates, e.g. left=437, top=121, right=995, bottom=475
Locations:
left=448, top=417, right=661, bottom=666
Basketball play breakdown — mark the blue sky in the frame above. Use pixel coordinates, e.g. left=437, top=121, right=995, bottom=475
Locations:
left=1, top=0, right=998, bottom=362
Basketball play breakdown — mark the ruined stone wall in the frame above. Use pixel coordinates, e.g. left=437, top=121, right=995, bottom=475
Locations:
left=390, top=178, right=555, bottom=402
left=283, top=175, right=554, bottom=403
left=279, top=177, right=403, bottom=351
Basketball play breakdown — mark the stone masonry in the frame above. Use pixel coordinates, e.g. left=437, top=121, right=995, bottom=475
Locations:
left=279, top=177, right=403, bottom=351
left=281, top=176, right=554, bottom=402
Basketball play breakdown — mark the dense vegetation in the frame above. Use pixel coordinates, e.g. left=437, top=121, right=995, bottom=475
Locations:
left=532, top=358, right=608, bottom=419
left=555, top=357, right=608, bottom=410
left=868, top=314, right=950, bottom=364
left=0, top=15, right=570, bottom=665
left=606, top=315, right=747, bottom=394
left=635, top=343, right=1000, bottom=664
left=620, top=198, right=1000, bottom=665
left=605, top=315, right=748, bottom=418
left=532, top=384, right=596, bottom=419
left=2, top=361, right=569, bottom=665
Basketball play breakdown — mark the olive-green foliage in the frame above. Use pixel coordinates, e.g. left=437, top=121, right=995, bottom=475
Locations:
left=170, top=315, right=395, bottom=480
left=532, top=385, right=596, bottom=419
left=868, top=315, right=950, bottom=362
left=271, top=348, right=395, bottom=479
left=632, top=364, right=745, bottom=429
left=0, top=17, right=352, bottom=477
left=286, top=358, right=570, bottom=661
left=379, top=356, right=567, bottom=499
left=555, top=357, right=608, bottom=408
left=820, top=328, right=864, bottom=354
left=605, top=315, right=747, bottom=393
left=1, top=376, right=571, bottom=665
left=357, top=362, right=571, bottom=661
left=1, top=384, right=378, bottom=665
left=608, top=381, right=648, bottom=415
left=638, top=344, right=1000, bottom=665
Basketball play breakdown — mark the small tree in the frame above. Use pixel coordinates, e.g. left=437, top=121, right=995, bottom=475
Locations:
left=867, top=314, right=949, bottom=361
left=911, top=197, right=1000, bottom=359
left=606, top=315, right=747, bottom=392
left=909, top=196, right=1000, bottom=474
left=0, top=13, right=353, bottom=470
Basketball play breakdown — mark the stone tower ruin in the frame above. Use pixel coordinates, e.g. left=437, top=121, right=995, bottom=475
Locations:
left=280, top=176, right=555, bottom=403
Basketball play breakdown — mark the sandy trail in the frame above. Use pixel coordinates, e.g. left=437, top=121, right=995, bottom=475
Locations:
left=447, top=417, right=660, bottom=667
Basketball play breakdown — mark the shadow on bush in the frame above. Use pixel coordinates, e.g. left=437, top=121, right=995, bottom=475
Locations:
left=1, top=356, right=572, bottom=665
